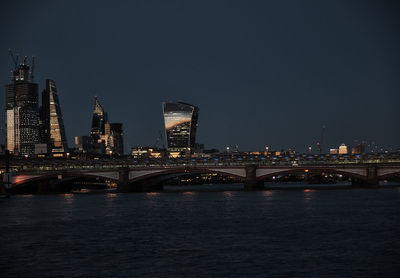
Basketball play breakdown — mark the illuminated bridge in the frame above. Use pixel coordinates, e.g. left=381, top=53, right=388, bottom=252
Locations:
left=5, top=159, right=400, bottom=192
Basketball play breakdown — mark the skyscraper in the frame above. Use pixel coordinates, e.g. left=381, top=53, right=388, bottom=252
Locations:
left=162, top=102, right=199, bottom=155
left=104, top=123, right=124, bottom=156
left=40, top=79, right=68, bottom=153
left=90, top=97, right=108, bottom=140
left=5, top=57, right=39, bottom=155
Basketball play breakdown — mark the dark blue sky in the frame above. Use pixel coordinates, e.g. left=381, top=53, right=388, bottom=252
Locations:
left=1, top=0, right=399, bottom=152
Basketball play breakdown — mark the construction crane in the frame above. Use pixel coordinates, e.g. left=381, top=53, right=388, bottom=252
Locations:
left=154, top=130, right=166, bottom=149
left=30, top=56, right=35, bottom=81
left=159, top=130, right=165, bottom=149
left=8, top=48, right=19, bottom=71
left=316, top=125, right=326, bottom=154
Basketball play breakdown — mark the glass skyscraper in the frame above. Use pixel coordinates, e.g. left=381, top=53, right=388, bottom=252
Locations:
left=90, top=97, right=108, bottom=140
left=162, top=102, right=199, bottom=154
left=5, top=58, right=39, bottom=156
left=40, top=79, right=68, bottom=153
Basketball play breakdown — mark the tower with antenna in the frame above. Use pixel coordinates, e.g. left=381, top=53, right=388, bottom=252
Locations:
left=316, top=125, right=326, bottom=154
left=5, top=49, right=39, bottom=156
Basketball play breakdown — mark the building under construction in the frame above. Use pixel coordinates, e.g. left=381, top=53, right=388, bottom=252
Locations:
left=5, top=54, right=39, bottom=156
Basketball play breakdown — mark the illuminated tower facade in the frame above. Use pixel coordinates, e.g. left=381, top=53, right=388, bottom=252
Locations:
left=103, top=122, right=124, bottom=156
left=5, top=57, right=39, bottom=155
left=90, top=97, right=108, bottom=140
left=162, top=102, right=199, bottom=154
left=40, top=79, right=68, bottom=153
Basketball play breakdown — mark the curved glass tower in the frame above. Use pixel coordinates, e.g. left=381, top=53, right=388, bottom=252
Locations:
left=162, top=102, right=199, bottom=154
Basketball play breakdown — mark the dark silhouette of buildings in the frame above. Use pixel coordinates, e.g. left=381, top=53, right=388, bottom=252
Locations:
left=162, top=102, right=199, bottom=156
left=5, top=57, right=39, bottom=156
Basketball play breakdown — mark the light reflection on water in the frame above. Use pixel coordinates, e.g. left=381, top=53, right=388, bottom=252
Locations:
left=1, top=187, right=399, bottom=277
left=18, top=194, right=33, bottom=198
left=106, top=193, right=118, bottom=198
left=223, top=191, right=235, bottom=200
left=63, top=193, right=74, bottom=204
left=303, top=189, right=315, bottom=203
left=263, top=190, right=274, bottom=198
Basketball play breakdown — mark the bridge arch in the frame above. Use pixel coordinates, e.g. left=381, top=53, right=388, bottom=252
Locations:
left=12, top=171, right=119, bottom=187
left=377, top=169, right=400, bottom=180
left=256, top=167, right=367, bottom=183
left=128, top=167, right=245, bottom=184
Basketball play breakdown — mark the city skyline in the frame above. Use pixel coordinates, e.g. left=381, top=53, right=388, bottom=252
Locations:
left=0, top=1, right=399, bottom=153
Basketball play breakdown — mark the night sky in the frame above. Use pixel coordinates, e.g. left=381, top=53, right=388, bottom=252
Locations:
left=1, top=0, right=399, bottom=153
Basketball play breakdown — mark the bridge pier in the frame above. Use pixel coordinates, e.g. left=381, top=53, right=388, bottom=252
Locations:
left=117, top=168, right=130, bottom=192
left=244, top=164, right=264, bottom=190
left=352, top=165, right=379, bottom=187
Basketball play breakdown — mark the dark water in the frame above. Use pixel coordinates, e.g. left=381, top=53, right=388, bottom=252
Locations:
left=1, top=185, right=400, bottom=277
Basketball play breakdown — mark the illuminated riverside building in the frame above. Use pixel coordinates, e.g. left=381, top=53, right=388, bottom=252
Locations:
left=40, top=79, right=68, bottom=153
left=162, top=102, right=199, bottom=156
left=5, top=57, right=39, bottom=156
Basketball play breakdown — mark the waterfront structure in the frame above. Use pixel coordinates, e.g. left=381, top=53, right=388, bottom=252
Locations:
left=5, top=57, right=39, bottom=156
left=339, top=144, right=348, bottom=155
left=10, top=161, right=400, bottom=191
left=40, top=79, right=68, bottom=153
left=162, top=102, right=199, bottom=155
left=90, top=97, right=108, bottom=140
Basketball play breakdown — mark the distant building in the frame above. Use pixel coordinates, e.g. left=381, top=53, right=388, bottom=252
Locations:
left=352, top=143, right=365, bottom=154
left=330, top=148, right=338, bottom=155
left=162, top=102, right=199, bottom=156
left=34, top=143, right=48, bottom=155
left=78, top=97, right=123, bottom=156
left=102, top=123, right=124, bottom=156
left=338, top=144, right=348, bottom=155
left=40, top=79, right=68, bottom=153
left=74, top=136, right=94, bottom=153
left=5, top=57, right=39, bottom=156
left=131, top=146, right=166, bottom=158
left=90, top=97, right=108, bottom=140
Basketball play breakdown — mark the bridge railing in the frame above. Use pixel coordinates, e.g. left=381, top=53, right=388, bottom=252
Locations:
left=2, top=156, right=400, bottom=173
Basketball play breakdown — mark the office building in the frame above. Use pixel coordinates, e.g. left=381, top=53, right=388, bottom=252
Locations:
left=5, top=57, right=39, bottom=156
left=90, top=97, right=108, bottom=140
left=352, top=143, right=365, bottom=155
left=162, top=102, right=199, bottom=155
left=338, top=144, right=348, bottom=155
left=103, top=123, right=123, bottom=156
left=40, top=79, right=68, bottom=153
